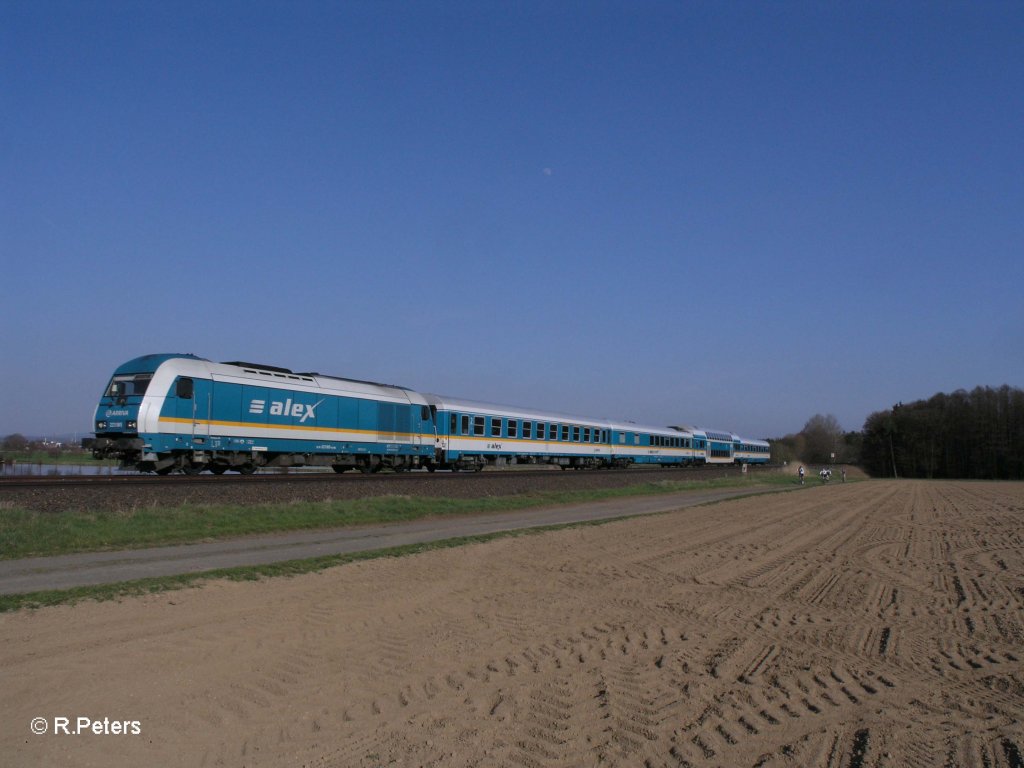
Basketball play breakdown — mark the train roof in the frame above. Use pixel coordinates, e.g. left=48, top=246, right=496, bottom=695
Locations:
left=220, top=361, right=414, bottom=391
left=423, top=394, right=609, bottom=425
left=119, top=356, right=424, bottom=404
left=607, top=420, right=692, bottom=437
left=113, top=353, right=205, bottom=375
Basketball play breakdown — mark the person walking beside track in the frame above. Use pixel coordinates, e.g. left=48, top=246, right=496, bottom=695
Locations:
left=798, top=465, right=805, bottom=485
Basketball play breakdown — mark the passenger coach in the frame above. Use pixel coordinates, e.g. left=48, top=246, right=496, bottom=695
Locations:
left=425, top=394, right=611, bottom=471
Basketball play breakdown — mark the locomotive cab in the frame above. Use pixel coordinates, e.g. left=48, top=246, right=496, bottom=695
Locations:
left=89, top=353, right=202, bottom=465
left=91, top=373, right=149, bottom=461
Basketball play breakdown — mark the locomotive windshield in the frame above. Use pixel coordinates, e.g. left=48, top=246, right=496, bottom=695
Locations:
left=105, top=374, right=152, bottom=398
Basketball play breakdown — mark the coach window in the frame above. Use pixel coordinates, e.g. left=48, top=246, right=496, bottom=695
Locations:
left=461, top=414, right=470, bottom=435
left=508, top=420, right=518, bottom=438
left=522, top=421, right=531, bottom=439
left=570, top=426, right=578, bottom=442
left=490, top=418, right=501, bottom=437
left=473, top=416, right=485, bottom=436
left=583, top=427, right=590, bottom=442
left=450, top=414, right=458, bottom=434
left=559, top=425, right=568, bottom=441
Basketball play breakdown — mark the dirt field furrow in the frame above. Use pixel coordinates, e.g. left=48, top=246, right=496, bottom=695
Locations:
left=2, top=480, right=1022, bottom=767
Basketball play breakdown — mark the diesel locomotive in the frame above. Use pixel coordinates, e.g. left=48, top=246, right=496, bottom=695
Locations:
left=90, top=354, right=770, bottom=474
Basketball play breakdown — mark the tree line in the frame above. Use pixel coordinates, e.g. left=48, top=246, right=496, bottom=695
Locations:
left=769, top=385, right=1023, bottom=480
left=859, top=385, right=1024, bottom=480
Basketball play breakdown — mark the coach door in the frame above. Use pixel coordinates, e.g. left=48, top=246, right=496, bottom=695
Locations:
left=175, top=377, right=212, bottom=444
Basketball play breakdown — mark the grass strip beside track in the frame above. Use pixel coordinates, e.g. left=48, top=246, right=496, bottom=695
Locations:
left=0, top=476, right=801, bottom=561
left=1, top=450, right=117, bottom=466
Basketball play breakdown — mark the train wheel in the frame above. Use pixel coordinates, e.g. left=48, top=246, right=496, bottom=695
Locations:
left=331, top=465, right=346, bottom=474
left=426, top=464, right=436, bottom=473
left=182, top=464, right=205, bottom=476
left=210, top=466, right=227, bottom=475
left=237, top=463, right=256, bottom=475
left=155, top=466, right=173, bottom=476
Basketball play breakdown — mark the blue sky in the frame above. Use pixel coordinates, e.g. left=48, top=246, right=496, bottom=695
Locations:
left=2, top=1, right=1022, bottom=439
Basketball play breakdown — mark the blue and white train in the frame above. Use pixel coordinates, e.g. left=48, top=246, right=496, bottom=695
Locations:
left=90, top=354, right=770, bottom=474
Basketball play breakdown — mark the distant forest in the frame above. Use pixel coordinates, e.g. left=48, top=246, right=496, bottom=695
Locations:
left=860, top=386, right=1024, bottom=480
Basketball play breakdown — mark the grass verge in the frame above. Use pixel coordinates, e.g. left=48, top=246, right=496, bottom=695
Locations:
left=1, top=450, right=116, bottom=466
left=1, top=475, right=799, bottom=561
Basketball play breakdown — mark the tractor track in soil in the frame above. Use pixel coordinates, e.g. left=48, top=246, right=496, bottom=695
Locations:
left=2, top=480, right=1021, bottom=767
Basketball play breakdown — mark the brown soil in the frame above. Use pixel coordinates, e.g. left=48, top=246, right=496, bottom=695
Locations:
left=2, top=480, right=1022, bottom=767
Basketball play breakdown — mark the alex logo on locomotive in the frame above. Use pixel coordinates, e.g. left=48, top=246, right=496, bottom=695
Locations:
left=248, top=398, right=324, bottom=423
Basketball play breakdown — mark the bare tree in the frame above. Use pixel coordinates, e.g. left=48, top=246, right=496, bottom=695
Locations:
left=801, top=414, right=843, bottom=464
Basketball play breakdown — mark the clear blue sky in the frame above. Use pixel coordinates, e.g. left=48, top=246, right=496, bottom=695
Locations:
left=2, top=1, right=1022, bottom=439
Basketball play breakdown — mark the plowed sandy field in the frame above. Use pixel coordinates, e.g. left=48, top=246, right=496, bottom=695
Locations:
left=3, top=480, right=1023, bottom=767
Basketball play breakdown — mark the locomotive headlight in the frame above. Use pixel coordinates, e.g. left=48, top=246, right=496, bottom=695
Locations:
left=96, top=420, right=108, bottom=430
left=126, top=420, right=138, bottom=431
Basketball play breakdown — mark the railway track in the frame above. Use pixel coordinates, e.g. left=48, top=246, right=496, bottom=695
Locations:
left=0, top=463, right=760, bottom=490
